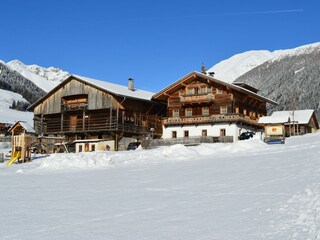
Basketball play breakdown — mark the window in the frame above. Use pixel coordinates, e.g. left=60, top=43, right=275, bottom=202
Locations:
left=220, top=106, right=227, bottom=114
left=207, top=87, right=212, bottom=93
left=217, top=89, right=223, bottom=94
left=194, top=87, right=199, bottom=94
left=184, top=130, right=189, bottom=138
left=91, top=145, right=96, bottom=152
left=220, top=129, right=226, bottom=136
left=187, top=88, right=193, bottom=95
left=202, top=130, right=207, bottom=137
left=173, top=109, right=179, bottom=117
left=243, top=109, right=247, bottom=116
left=186, top=109, right=193, bottom=116
left=172, top=131, right=177, bottom=138
left=203, top=107, right=209, bottom=116
left=235, top=107, right=239, bottom=114
left=201, top=87, right=206, bottom=94
left=79, top=145, right=83, bottom=152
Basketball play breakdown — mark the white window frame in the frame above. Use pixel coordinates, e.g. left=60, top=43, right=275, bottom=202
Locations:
left=201, top=87, right=206, bottom=94
left=220, top=106, right=227, bottom=114
left=173, top=109, right=179, bottom=117
left=186, top=109, right=192, bottom=116
left=203, top=107, right=209, bottom=116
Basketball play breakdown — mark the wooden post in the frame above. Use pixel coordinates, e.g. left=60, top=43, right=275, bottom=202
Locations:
left=115, top=133, right=118, bottom=151
left=41, top=114, right=44, bottom=134
left=61, top=113, right=64, bottom=133
left=116, top=106, right=119, bottom=130
left=109, top=107, right=113, bottom=130
left=82, top=110, right=85, bottom=131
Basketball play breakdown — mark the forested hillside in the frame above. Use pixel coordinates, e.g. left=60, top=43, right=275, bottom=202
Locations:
left=0, top=62, right=46, bottom=105
left=235, top=46, right=320, bottom=120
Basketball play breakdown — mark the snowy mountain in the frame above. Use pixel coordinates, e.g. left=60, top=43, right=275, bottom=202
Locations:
left=234, top=42, right=320, bottom=120
left=207, top=50, right=274, bottom=83
left=0, top=59, right=69, bottom=125
left=208, top=42, right=320, bottom=84
left=6, top=60, right=69, bottom=92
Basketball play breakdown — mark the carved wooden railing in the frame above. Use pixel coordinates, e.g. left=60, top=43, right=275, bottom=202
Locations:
left=164, top=114, right=260, bottom=126
left=180, top=93, right=215, bottom=104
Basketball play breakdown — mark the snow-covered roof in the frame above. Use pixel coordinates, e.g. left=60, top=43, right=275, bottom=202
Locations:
left=153, top=71, right=278, bottom=105
left=272, top=110, right=315, bottom=124
left=73, top=75, right=154, bottom=101
left=258, top=109, right=315, bottom=124
left=8, top=121, right=35, bottom=133
left=258, top=116, right=290, bottom=124
left=28, top=74, right=156, bottom=111
left=19, top=121, right=36, bottom=133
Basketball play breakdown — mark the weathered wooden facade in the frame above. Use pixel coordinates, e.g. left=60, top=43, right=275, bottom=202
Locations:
left=28, top=75, right=166, bottom=150
left=152, top=71, right=278, bottom=141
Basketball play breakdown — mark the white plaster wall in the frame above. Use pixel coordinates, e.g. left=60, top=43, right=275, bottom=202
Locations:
left=162, top=123, right=238, bottom=140
left=162, top=124, right=261, bottom=142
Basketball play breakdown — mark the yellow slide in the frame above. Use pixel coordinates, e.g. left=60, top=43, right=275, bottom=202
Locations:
left=6, top=151, right=21, bottom=166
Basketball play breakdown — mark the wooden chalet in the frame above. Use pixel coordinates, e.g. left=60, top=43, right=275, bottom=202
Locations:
left=152, top=71, right=278, bottom=142
left=28, top=75, right=166, bottom=150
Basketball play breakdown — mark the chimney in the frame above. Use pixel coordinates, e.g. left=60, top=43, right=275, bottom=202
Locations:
left=128, top=78, right=134, bottom=91
left=201, top=65, right=207, bottom=74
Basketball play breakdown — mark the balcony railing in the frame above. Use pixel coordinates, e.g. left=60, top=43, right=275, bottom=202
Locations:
left=180, top=93, right=215, bottom=104
left=164, top=114, right=260, bottom=126
left=43, top=116, right=162, bottom=136
left=61, top=102, right=88, bottom=111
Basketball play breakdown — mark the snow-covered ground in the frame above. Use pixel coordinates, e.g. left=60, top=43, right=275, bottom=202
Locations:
left=1, top=132, right=320, bottom=239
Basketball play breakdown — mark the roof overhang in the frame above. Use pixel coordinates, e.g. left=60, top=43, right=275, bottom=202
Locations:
left=152, top=71, right=278, bottom=105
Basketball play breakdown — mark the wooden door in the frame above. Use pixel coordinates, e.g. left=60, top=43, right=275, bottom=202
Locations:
left=69, top=115, right=77, bottom=131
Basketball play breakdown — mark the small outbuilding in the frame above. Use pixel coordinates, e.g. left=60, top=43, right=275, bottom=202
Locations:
left=259, top=109, right=319, bottom=137
left=8, top=121, right=36, bottom=136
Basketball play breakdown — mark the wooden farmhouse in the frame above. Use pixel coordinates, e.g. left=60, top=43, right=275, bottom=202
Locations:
left=28, top=75, right=166, bottom=151
left=152, top=71, right=278, bottom=142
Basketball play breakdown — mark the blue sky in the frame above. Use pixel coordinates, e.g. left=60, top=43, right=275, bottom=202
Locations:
left=1, top=0, right=319, bottom=92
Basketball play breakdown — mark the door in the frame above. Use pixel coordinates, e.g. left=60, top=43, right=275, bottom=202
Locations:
left=69, top=115, right=77, bottom=131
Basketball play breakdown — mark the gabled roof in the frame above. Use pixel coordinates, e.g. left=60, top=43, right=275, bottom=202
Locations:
left=271, top=110, right=316, bottom=124
left=258, top=116, right=290, bottom=124
left=73, top=75, right=154, bottom=101
left=28, top=75, right=155, bottom=111
left=152, top=71, right=278, bottom=105
left=8, top=121, right=36, bottom=134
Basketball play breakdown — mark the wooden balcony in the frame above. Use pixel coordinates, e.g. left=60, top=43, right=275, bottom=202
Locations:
left=180, top=93, right=215, bottom=105
left=164, top=114, right=261, bottom=126
left=61, top=102, right=88, bottom=112
left=43, top=116, right=162, bottom=136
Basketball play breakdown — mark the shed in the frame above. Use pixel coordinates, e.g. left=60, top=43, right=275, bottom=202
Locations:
left=8, top=121, right=36, bottom=136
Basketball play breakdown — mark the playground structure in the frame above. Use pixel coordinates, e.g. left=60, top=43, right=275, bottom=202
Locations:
left=6, top=134, right=33, bottom=166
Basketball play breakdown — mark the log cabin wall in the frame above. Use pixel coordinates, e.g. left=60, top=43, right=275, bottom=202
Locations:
left=164, top=76, right=267, bottom=127
left=33, top=79, right=117, bottom=115
left=31, top=77, right=165, bottom=144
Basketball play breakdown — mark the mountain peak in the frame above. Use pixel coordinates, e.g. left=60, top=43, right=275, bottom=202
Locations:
left=5, top=60, right=69, bottom=92
left=207, top=50, right=274, bottom=83
left=208, top=42, right=320, bottom=83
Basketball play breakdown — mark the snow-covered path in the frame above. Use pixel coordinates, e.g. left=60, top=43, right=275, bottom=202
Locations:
left=1, top=133, right=320, bottom=239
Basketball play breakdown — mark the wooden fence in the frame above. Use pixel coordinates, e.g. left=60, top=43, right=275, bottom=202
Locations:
left=142, top=136, right=233, bottom=149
